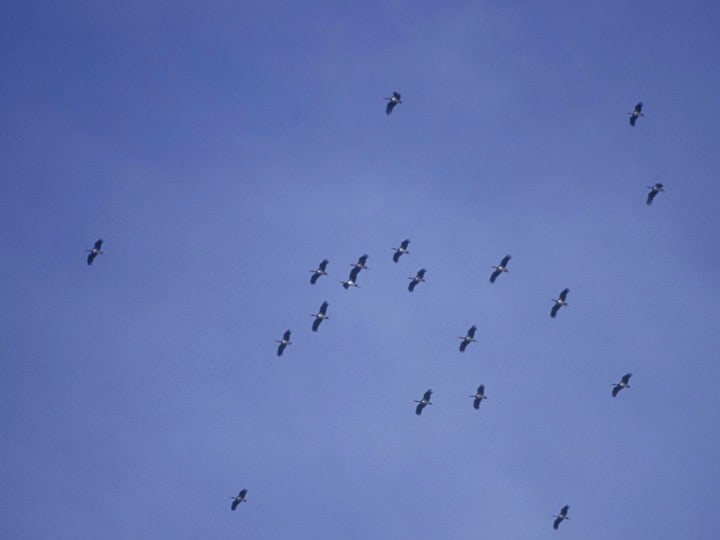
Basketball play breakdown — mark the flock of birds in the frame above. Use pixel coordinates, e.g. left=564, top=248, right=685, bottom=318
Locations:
left=84, top=94, right=656, bottom=527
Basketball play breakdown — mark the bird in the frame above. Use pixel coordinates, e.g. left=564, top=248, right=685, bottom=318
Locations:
left=489, top=254, right=511, bottom=283
left=385, top=92, right=402, bottom=115
left=458, top=325, right=477, bottom=352
left=341, top=267, right=361, bottom=289
left=550, top=288, right=570, bottom=318
left=469, top=385, right=487, bottom=410
left=628, top=101, right=644, bottom=126
left=310, top=259, right=329, bottom=284
left=229, top=489, right=247, bottom=510
left=646, top=183, right=664, bottom=205
left=414, top=389, right=432, bottom=415
left=275, top=330, right=292, bottom=356
left=311, top=301, right=330, bottom=332
left=392, top=239, right=411, bottom=263
left=612, top=373, right=632, bottom=397
left=553, top=505, right=570, bottom=530
left=350, top=254, right=369, bottom=273
left=86, top=239, right=104, bottom=266
left=408, top=268, right=427, bottom=292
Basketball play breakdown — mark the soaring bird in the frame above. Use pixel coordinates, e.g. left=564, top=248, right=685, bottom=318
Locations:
left=350, top=254, right=369, bottom=273
left=275, top=330, right=292, bottom=356
left=229, top=489, right=247, bottom=510
left=311, top=301, right=330, bottom=332
left=341, top=267, right=361, bottom=289
left=489, top=254, right=511, bottom=283
left=408, top=268, right=427, bottom=292
left=550, top=288, right=570, bottom=318
left=469, top=385, right=487, bottom=410
left=553, top=505, right=570, bottom=530
left=458, top=325, right=477, bottom=352
left=86, top=239, right=104, bottom=266
left=612, top=373, right=632, bottom=397
left=628, top=102, right=644, bottom=126
left=392, top=239, right=411, bottom=263
left=646, top=183, right=664, bottom=205
left=414, top=389, right=432, bottom=415
left=310, top=259, right=329, bottom=284
left=385, top=92, right=402, bottom=115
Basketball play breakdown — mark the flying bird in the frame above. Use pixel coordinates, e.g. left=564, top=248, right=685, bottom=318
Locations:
left=628, top=101, right=644, bottom=126
left=311, top=301, right=330, bottom=332
left=385, top=92, right=402, bottom=115
left=408, top=268, right=427, bottom=292
left=229, top=489, right=247, bottom=510
left=340, top=276, right=360, bottom=289
left=646, top=183, right=664, bottom=205
left=86, top=239, right=104, bottom=266
left=553, top=505, right=570, bottom=530
left=458, top=325, right=477, bottom=352
left=469, top=385, right=487, bottom=410
left=550, top=288, right=570, bottom=318
left=350, top=254, right=369, bottom=273
left=414, top=389, right=432, bottom=415
left=275, top=330, right=292, bottom=356
left=490, top=254, right=511, bottom=283
left=612, top=373, right=632, bottom=397
left=310, top=259, right=329, bottom=284
left=392, top=239, right=411, bottom=263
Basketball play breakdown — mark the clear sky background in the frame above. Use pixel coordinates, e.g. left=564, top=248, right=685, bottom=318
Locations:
left=2, top=1, right=720, bottom=538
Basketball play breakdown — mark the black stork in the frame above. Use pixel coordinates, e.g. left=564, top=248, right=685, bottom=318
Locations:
left=489, top=254, right=511, bottom=283
left=311, top=301, right=330, bottom=332
left=612, top=373, right=632, bottom=397
left=458, top=325, right=477, bottom=352
left=628, top=102, right=644, bottom=126
left=469, top=385, right=487, bottom=410
left=86, top=239, right=104, bottom=266
left=392, top=239, right=411, bottom=263
left=275, top=330, right=292, bottom=356
left=385, top=92, right=402, bottom=115
left=229, top=489, right=247, bottom=510
left=408, top=268, right=426, bottom=292
left=646, top=183, right=664, bottom=206
left=340, top=268, right=361, bottom=289
left=414, top=389, right=432, bottom=415
left=553, top=505, right=570, bottom=530
left=310, top=259, right=329, bottom=284
left=350, top=254, right=369, bottom=274
left=550, top=288, right=570, bottom=318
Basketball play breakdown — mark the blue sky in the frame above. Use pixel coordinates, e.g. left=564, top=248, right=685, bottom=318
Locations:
left=2, top=1, right=720, bottom=538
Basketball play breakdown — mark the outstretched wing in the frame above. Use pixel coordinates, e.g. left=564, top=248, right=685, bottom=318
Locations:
left=559, top=288, right=569, bottom=301
left=423, top=389, right=432, bottom=401
left=630, top=115, right=637, bottom=126
left=310, top=272, right=319, bottom=284
left=87, top=252, right=97, bottom=265
left=646, top=190, right=656, bottom=205
left=489, top=269, right=501, bottom=283
left=408, top=280, right=417, bottom=292
left=635, top=102, right=643, bottom=113
left=500, top=254, right=511, bottom=267
left=553, top=517, right=562, bottom=530
left=319, top=259, right=328, bottom=271
left=400, top=239, right=410, bottom=250
left=467, top=326, right=477, bottom=338
left=612, top=384, right=621, bottom=397
left=277, top=343, right=286, bottom=356
left=417, top=268, right=426, bottom=279
left=621, top=373, right=632, bottom=385
left=386, top=101, right=396, bottom=115
left=231, top=499, right=240, bottom=511
left=312, top=318, right=322, bottom=332
left=393, top=251, right=401, bottom=263
left=459, top=340, right=468, bottom=352
left=319, top=301, right=329, bottom=315
left=283, top=330, right=292, bottom=341
left=550, top=303, right=560, bottom=318
left=415, top=402, right=425, bottom=415
left=94, top=239, right=103, bottom=250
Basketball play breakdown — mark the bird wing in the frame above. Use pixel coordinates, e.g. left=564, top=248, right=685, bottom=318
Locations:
left=477, top=385, right=485, bottom=396
left=393, top=251, right=401, bottom=263
left=635, top=102, right=643, bottom=113
left=500, top=255, right=511, bottom=267
left=646, top=190, right=656, bottom=205
left=468, top=326, right=477, bottom=338
left=415, top=403, right=424, bottom=415
left=310, top=273, right=319, bottom=284
left=561, top=505, right=569, bottom=516
left=553, top=517, right=561, bottom=529
left=231, top=499, right=240, bottom=511
left=459, top=340, right=468, bottom=352
left=312, top=318, right=321, bottom=332
left=276, top=343, right=285, bottom=356
left=358, top=254, right=368, bottom=266
left=559, top=288, right=569, bottom=301
left=401, top=239, right=410, bottom=249
left=94, top=239, right=103, bottom=250
left=319, top=301, right=328, bottom=315
left=630, top=115, right=637, bottom=126
left=612, top=385, right=620, bottom=397
left=239, top=489, right=247, bottom=498
left=423, top=389, right=432, bottom=401
left=622, top=373, right=632, bottom=384
left=87, top=252, right=96, bottom=265
left=319, top=259, right=328, bottom=271
left=349, top=266, right=361, bottom=282
left=283, top=330, right=292, bottom=341
left=417, top=269, right=426, bottom=278
left=393, top=92, right=401, bottom=100
left=473, top=398, right=480, bottom=410
left=408, top=280, right=417, bottom=292
left=550, top=304, right=560, bottom=318
left=386, top=101, right=395, bottom=115
left=489, top=269, right=500, bottom=283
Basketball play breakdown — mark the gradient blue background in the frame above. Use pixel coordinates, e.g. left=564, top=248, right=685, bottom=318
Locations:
left=2, top=1, right=720, bottom=538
